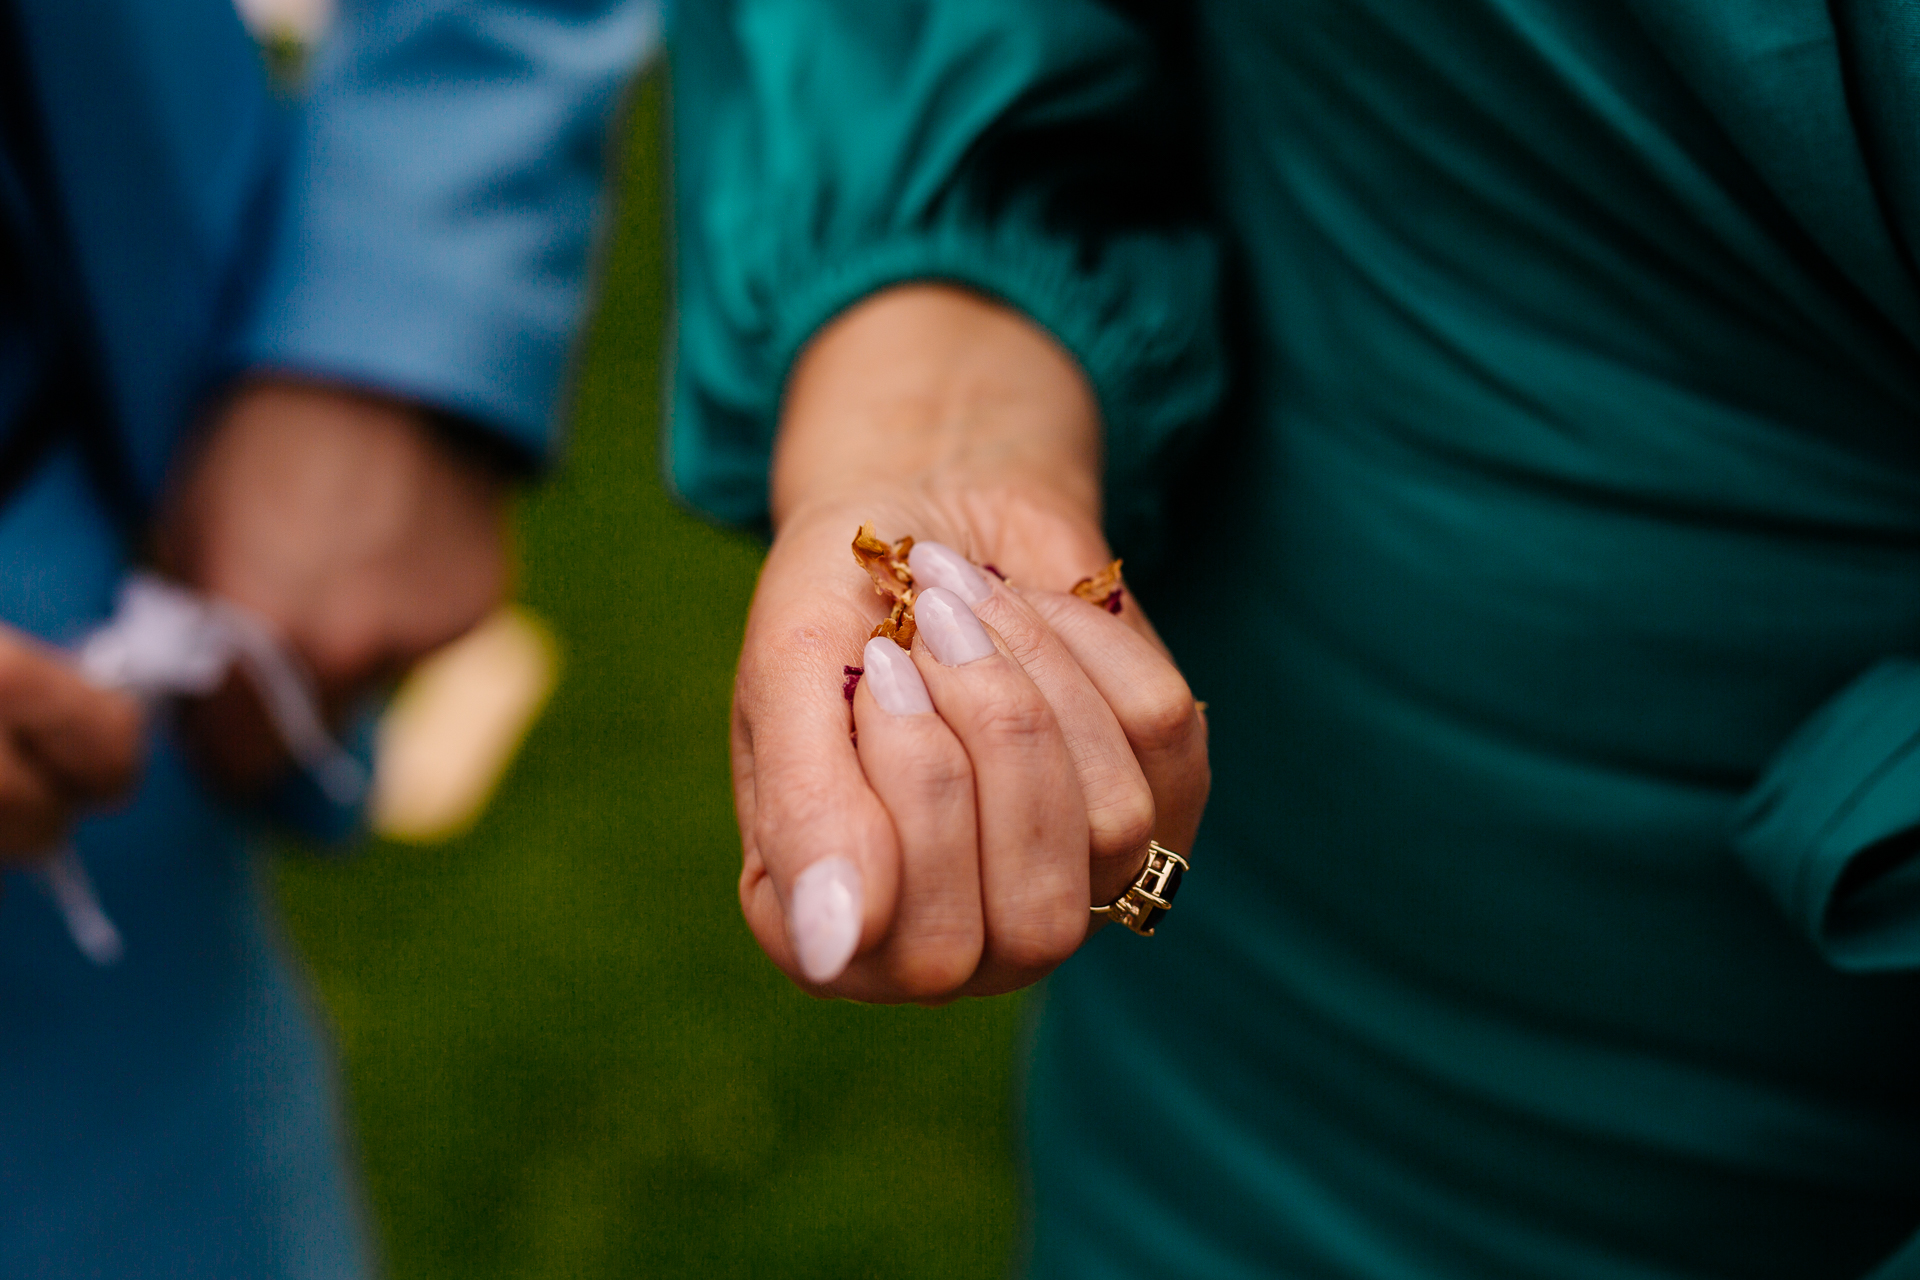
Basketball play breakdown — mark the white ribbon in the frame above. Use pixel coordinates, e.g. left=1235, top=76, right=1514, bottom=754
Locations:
left=41, top=573, right=367, bottom=965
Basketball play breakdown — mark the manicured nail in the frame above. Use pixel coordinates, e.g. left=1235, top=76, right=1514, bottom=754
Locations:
left=862, top=637, right=934, bottom=714
left=790, top=856, right=862, bottom=983
left=909, top=541, right=992, bottom=606
left=915, top=587, right=996, bottom=666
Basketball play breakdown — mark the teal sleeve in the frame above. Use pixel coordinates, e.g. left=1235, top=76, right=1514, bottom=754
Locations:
left=1734, top=659, right=1920, bottom=973
left=668, top=0, right=1226, bottom=551
left=239, top=0, right=663, bottom=462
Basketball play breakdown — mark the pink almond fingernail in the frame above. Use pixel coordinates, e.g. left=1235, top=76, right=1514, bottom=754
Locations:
left=915, top=587, right=996, bottom=666
left=862, top=637, right=933, bottom=714
left=790, top=856, right=863, bottom=983
left=908, top=541, right=993, bottom=606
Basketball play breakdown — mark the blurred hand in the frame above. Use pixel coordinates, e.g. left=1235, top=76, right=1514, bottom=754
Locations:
left=733, top=286, right=1209, bottom=1002
left=0, top=626, right=142, bottom=861
left=160, top=379, right=513, bottom=794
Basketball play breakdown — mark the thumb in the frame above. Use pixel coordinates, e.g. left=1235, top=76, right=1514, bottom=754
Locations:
left=732, top=634, right=903, bottom=990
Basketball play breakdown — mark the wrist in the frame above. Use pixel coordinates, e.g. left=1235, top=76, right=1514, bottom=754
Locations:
left=769, top=284, right=1104, bottom=538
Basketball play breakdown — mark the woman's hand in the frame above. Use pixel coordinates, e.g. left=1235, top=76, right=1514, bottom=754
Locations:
left=0, top=626, right=142, bottom=861
left=731, top=286, right=1209, bottom=1001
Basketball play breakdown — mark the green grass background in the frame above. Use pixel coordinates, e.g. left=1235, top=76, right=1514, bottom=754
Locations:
left=276, top=70, right=1027, bottom=1280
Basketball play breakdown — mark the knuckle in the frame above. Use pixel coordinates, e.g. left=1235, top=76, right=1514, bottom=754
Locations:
left=749, top=777, right=887, bottom=884
left=751, top=799, right=819, bottom=869
left=1123, top=673, right=1198, bottom=757
left=973, top=598, right=1042, bottom=660
left=890, top=733, right=973, bottom=791
left=966, top=684, right=1057, bottom=747
left=1087, top=783, right=1155, bottom=861
left=888, top=929, right=984, bottom=999
left=992, top=911, right=1084, bottom=974
left=752, top=750, right=840, bottom=820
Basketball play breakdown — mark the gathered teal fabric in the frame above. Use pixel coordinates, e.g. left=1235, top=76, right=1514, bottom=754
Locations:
left=671, top=2, right=1920, bottom=1275
left=669, top=0, right=1224, bottom=551
left=1736, top=659, right=1920, bottom=974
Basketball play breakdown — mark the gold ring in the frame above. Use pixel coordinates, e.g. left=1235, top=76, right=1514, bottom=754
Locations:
left=1090, top=841, right=1188, bottom=937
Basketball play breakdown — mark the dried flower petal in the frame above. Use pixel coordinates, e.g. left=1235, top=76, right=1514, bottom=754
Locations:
left=1071, top=560, right=1125, bottom=614
left=871, top=607, right=917, bottom=651
left=853, top=522, right=914, bottom=605
left=981, top=563, right=1007, bottom=581
left=854, top=523, right=920, bottom=650
left=842, top=665, right=864, bottom=703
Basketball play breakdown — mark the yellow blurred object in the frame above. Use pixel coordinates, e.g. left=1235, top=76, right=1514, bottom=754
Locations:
left=370, top=606, right=559, bottom=843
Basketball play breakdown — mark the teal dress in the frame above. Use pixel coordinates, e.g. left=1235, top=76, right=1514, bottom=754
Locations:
left=670, top=3, right=1920, bottom=1275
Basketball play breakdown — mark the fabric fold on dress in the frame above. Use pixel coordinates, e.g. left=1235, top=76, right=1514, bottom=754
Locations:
left=1736, top=658, right=1920, bottom=974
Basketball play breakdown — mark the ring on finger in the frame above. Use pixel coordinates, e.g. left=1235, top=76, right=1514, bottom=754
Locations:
left=1090, top=841, right=1188, bottom=937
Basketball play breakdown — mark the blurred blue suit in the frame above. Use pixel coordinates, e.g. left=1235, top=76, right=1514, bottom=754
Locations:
left=0, top=1, right=656, bottom=1273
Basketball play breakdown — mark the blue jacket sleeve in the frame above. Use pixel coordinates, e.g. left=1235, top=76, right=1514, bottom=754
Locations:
left=237, top=0, right=662, bottom=461
left=669, top=0, right=1226, bottom=551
